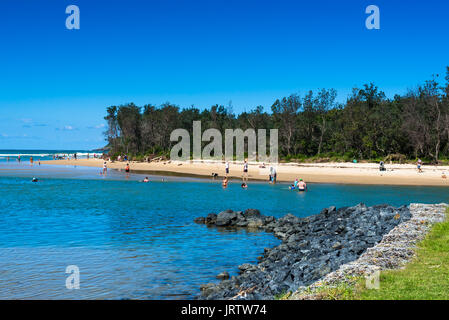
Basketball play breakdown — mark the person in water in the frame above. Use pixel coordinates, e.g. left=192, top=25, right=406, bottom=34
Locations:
left=222, top=177, right=228, bottom=188
left=143, top=177, right=149, bottom=183
left=125, top=163, right=130, bottom=173
left=241, top=182, right=248, bottom=189
left=297, top=178, right=307, bottom=191
left=103, top=162, right=107, bottom=174
left=32, top=177, right=38, bottom=182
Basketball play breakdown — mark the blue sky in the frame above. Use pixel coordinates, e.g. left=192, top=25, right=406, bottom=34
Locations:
left=0, top=0, right=448, bottom=149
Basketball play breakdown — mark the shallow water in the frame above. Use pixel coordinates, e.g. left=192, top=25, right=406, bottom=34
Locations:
left=0, top=162, right=447, bottom=299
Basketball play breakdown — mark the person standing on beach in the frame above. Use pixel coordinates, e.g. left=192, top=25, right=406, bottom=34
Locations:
left=417, top=159, right=423, bottom=173
left=269, top=166, right=277, bottom=184
left=242, top=160, right=248, bottom=182
left=103, top=162, right=108, bottom=175
left=225, top=161, right=230, bottom=177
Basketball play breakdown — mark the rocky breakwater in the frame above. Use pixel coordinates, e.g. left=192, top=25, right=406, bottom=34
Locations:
left=290, top=203, right=448, bottom=299
left=194, top=203, right=412, bottom=300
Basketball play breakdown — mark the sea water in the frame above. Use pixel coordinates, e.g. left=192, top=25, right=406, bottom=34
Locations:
left=0, top=160, right=447, bottom=299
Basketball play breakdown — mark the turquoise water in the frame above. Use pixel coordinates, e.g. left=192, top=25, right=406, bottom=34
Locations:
left=0, top=162, right=447, bottom=299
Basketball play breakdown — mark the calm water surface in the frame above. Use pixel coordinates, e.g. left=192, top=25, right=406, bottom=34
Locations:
left=0, top=162, right=447, bottom=299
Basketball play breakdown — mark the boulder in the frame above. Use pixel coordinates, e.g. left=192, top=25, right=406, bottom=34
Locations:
left=205, top=213, right=217, bottom=225
left=216, top=271, right=230, bottom=280
left=216, top=210, right=238, bottom=227
left=243, top=209, right=261, bottom=218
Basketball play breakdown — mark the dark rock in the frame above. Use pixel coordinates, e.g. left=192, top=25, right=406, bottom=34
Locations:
left=194, top=217, right=205, bottom=224
left=331, top=241, right=343, bottom=250
left=216, top=271, right=230, bottom=280
left=205, top=213, right=217, bottom=224
left=195, top=203, right=412, bottom=300
left=216, top=210, right=238, bottom=226
left=238, top=263, right=257, bottom=273
left=247, top=218, right=264, bottom=228
left=244, top=209, right=261, bottom=218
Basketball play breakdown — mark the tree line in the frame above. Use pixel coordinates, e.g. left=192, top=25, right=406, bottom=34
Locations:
left=104, top=67, right=449, bottom=163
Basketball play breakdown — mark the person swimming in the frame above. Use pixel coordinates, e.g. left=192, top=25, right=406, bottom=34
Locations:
left=222, top=177, right=228, bottom=188
left=32, top=177, right=38, bottom=183
left=241, top=182, right=248, bottom=189
left=142, top=177, right=149, bottom=183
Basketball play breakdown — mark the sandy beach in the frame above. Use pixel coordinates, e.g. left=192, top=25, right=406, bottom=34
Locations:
left=40, top=159, right=449, bottom=186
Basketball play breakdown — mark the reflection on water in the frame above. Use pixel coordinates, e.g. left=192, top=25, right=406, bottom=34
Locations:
left=0, top=163, right=447, bottom=299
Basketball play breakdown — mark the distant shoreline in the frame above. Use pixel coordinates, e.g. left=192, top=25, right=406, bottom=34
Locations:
left=40, top=159, right=449, bottom=187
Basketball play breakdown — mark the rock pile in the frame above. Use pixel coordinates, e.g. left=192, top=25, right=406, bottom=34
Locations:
left=194, top=203, right=414, bottom=300
left=290, top=203, right=448, bottom=300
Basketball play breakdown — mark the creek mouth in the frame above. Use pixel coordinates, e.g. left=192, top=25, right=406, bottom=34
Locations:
left=194, top=203, right=412, bottom=300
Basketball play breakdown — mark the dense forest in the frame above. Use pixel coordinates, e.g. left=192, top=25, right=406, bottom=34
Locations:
left=104, top=67, right=449, bottom=163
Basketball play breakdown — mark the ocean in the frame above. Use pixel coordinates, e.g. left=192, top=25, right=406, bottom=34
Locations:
left=0, top=149, right=103, bottom=162
left=0, top=151, right=448, bottom=299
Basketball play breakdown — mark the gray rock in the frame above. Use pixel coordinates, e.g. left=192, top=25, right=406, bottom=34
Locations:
left=216, top=210, right=238, bottom=226
left=195, top=203, right=413, bottom=300
left=216, top=271, right=230, bottom=280
left=244, top=209, right=261, bottom=218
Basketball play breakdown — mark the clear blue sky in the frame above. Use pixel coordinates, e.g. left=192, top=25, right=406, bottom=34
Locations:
left=0, top=0, right=448, bottom=149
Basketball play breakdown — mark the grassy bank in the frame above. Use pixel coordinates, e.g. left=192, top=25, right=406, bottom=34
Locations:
left=356, top=206, right=449, bottom=300
left=283, top=207, right=449, bottom=300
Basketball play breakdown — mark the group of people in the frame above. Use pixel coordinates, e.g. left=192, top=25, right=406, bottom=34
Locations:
left=379, top=159, right=424, bottom=173
left=221, top=176, right=247, bottom=189
left=290, top=178, right=307, bottom=191
left=222, top=160, right=250, bottom=189
left=117, top=154, right=129, bottom=162
left=221, top=161, right=306, bottom=191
